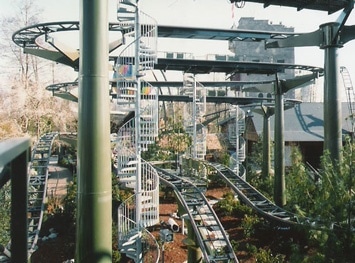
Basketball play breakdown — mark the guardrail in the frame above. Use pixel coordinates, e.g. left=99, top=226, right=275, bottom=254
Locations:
left=0, top=137, right=31, bottom=263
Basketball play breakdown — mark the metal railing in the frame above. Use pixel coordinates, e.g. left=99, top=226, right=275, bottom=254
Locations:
left=0, top=137, right=31, bottom=262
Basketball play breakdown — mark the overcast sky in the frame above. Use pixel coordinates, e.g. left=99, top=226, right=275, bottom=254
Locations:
left=2, top=0, right=355, bottom=98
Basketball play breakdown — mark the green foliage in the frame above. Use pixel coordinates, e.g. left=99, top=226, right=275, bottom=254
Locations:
left=214, top=151, right=230, bottom=167
left=214, top=192, right=238, bottom=216
left=248, top=171, right=274, bottom=200
left=112, top=174, right=122, bottom=219
left=214, top=191, right=253, bottom=217
left=62, top=179, right=77, bottom=222
left=289, top=243, right=326, bottom=263
left=58, top=144, right=77, bottom=170
left=300, top=253, right=326, bottom=263
left=112, top=223, right=121, bottom=262
left=230, top=239, right=239, bottom=252
left=112, top=249, right=121, bottom=263
left=142, top=117, right=191, bottom=164
left=246, top=243, right=258, bottom=255
left=254, top=248, right=285, bottom=263
left=158, top=116, right=192, bottom=154
left=241, top=214, right=260, bottom=238
left=0, top=182, right=11, bottom=245
left=247, top=136, right=264, bottom=168
left=207, top=170, right=227, bottom=188
left=285, top=139, right=355, bottom=262
left=285, top=146, right=316, bottom=217
left=246, top=136, right=274, bottom=199
left=44, top=172, right=126, bottom=261
left=287, top=142, right=354, bottom=227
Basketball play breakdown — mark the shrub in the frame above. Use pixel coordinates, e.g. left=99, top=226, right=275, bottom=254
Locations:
left=255, top=248, right=285, bottom=263
left=241, top=214, right=260, bottom=238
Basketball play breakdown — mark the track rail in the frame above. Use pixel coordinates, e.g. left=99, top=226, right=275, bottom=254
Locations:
left=27, top=132, right=58, bottom=255
left=155, top=166, right=239, bottom=263
left=206, top=162, right=324, bottom=228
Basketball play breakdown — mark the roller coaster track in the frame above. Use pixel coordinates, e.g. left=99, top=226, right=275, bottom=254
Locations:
left=27, top=132, right=58, bottom=255
left=206, top=162, right=326, bottom=229
left=155, top=166, right=239, bottom=263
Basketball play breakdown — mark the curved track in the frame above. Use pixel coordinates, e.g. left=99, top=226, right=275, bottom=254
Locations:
left=12, top=21, right=324, bottom=77
left=27, top=132, right=58, bottom=254
left=206, top=162, right=338, bottom=230
left=155, top=166, right=239, bottom=263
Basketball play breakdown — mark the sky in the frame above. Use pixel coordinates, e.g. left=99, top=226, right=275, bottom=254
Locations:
left=1, top=0, right=355, bottom=99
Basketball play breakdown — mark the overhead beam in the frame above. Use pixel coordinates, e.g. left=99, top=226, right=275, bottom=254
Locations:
left=231, top=0, right=350, bottom=14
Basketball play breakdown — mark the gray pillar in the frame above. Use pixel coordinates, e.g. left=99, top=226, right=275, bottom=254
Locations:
left=76, top=0, right=112, bottom=262
left=262, top=107, right=271, bottom=179
left=322, top=23, right=342, bottom=161
left=187, top=221, right=203, bottom=263
left=274, top=81, right=286, bottom=207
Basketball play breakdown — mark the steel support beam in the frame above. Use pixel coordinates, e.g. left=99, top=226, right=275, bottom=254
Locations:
left=134, top=5, right=143, bottom=261
left=261, top=106, right=273, bottom=179
left=322, top=23, right=342, bottom=161
left=247, top=74, right=317, bottom=206
left=265, top=3, right=354, bottom=162
left=187, top=220, right=203, bottom=263
left=76, top=0, right=112, bottom=262
left=274, top=76, right=286, bottom=207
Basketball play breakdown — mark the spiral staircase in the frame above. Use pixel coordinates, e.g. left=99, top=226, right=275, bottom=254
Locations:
left=182, top=73, right=207, bottom=160
left=115, top=1, right=160, bottom=262
left=228, top=107, right=246, bottom=179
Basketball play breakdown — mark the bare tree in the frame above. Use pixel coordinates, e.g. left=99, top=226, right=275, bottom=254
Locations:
left=0, top=0, right=78, bottom=140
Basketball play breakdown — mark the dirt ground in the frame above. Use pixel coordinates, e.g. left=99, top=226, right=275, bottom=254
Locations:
left=149, top=187, right=233, bottom=263
left=32, top=166, right=242, bottom=263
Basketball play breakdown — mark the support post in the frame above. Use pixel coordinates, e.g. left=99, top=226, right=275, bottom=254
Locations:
left=274, top=78, right=286, bottom=207
left=186, top=220, right=203, bottom=263
left=192, top=75, right=197, bottom=159
left=134, top=5, right=143, bottom=260
left=261, top=106, right=271, bottom=179
left=321, top=23, right=342, bottom=162
left=76, top=0, right=112, bottom=261
left=11, top=148, right=29, bottom=263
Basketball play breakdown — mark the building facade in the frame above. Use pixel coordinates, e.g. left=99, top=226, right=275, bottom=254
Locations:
left=229, top=17, right=296, bottom=98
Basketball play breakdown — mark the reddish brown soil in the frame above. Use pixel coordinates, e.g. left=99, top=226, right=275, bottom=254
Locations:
left=31, top=186, right=255, bottom=263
